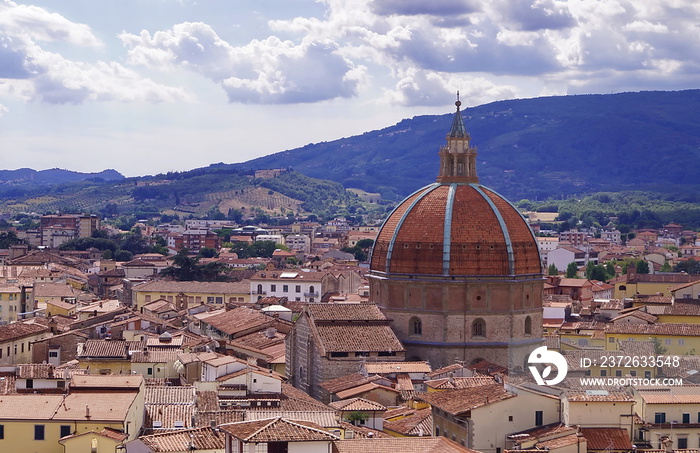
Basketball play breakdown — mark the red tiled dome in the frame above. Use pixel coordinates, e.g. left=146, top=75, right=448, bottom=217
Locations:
left=370, top=183, right=541, bottom=277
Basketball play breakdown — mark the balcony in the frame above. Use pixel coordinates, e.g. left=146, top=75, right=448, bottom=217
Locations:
left=304, top=292, right=319, bottom=298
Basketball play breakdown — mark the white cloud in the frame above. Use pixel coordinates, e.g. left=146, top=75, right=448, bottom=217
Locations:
left=0, top=0, right=102, bottom=47
left=121, top=22, right=364, bottom=104
left=0, top=1, right=191, bottom=105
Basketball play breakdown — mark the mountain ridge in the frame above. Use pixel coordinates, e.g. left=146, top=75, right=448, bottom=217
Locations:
left=0, top=168, right=125, bottom=185
left=233, top=89, right=700, bottom=201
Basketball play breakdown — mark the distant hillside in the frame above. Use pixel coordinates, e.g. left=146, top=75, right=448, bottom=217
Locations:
left=0, top=168, right=125, bottom=185
left=0, top=166, right=374, bottom=223
left=236, top=90, right=700, bottom=201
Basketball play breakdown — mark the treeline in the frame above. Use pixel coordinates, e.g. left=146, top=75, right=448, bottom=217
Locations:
left=519, top=191, right=700, bottom=229
left=58, top=230, right=167, bottom=261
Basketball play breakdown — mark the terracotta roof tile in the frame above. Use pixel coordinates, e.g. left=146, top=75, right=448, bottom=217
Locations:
left=579, top=428, right=633, bottom=450
left=139, top=426, right=225, bottom=452
left=383, top=407, right=433, bottom=436
left=146, top=403, right=195, bottom=432
left=419, top=384, right=515, bottom=416
left=53, top=391, right=139, bottom=422
left=18, top=363, right=54, bottom=379
left=200, top=306, right=283, bottom=337
left=78, top=339, right=130, bottom=359
left=131, top=349, right=181, bottom=363
left=307, top=303, right=387, bottom=321
left=315, top=324, right=404, bottom=353
left=335, top=382, right=400, bottom=400
left=426, top=363, right=465, bottom=379
left=0, top=322, right=49, bottom=342
left=145, top=386, right=195, bottom=404
left=606, top=323, right=700, bottom=336
left=0, top=394, right=64, bottom=419
left=320, top=373, right=382, bottom=394
left=219, top=417, right=339, bottom=442
left=426, top=376, right=497, bottom=390
left=329, top=397, right=387, bottom=412
left=333, top=437, right=479, bottom=453
left=245, top=410, right=338, bottom=427
left=363, top=361, right=430, bottom=374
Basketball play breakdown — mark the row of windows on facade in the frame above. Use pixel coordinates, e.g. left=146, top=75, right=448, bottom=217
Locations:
left=651, top=413, right=695, bottom=449
left=409, top=316, right=533, bottom=337
left=0, top=294, right=18, bottom=300
left=0, top=341, right=31, bottom=358
left=608, top=337, right=688, bottom=346
left=255, top=285, right=317, bottom=294
left=0, top=424, right=72, bottom=440
left=587, top=369, right=653, bottom=378
left=144, top=295, right=246, bottom=304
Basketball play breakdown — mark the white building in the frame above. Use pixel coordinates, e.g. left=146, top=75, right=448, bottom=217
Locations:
left=250, top=270, right=323, bottom=303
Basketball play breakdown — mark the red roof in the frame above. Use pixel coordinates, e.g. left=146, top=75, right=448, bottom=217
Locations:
left=370, top=184, right=540, bottom=276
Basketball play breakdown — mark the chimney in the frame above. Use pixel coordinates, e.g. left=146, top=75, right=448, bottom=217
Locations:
left=85, top=404, right=91, bottom=419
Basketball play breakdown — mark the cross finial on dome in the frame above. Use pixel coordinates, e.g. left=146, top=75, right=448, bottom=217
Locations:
left=456, top=91, right=461, bottom=109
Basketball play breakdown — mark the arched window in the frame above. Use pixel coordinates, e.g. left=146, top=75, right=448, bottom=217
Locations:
left=256, top=284, right=263, bottom=295
left=525, top=316, right=532, bottom=335
left=309, top=286, right=315, bottom=295
left=410, top=317, right=422, bottom=336
left=472, top=318, right=485, bottom=338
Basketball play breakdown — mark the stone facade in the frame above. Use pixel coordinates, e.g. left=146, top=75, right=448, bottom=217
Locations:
left=286, top=304, right=405, bottom=403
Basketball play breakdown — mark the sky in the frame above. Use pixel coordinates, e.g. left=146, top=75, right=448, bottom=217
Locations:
left=1, top=0, right=698, bottom=177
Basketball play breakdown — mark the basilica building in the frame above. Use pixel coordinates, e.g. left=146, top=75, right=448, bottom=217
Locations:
left=368, top=96, right=544, bottom=371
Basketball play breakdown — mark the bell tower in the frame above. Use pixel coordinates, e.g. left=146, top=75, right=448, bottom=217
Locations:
left=437, top=92, right=478, bottom=184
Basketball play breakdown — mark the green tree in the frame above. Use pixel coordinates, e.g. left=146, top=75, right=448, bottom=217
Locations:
left=230, top=241, right=253, bottom=258
left=355, top=238, right=375, bottom=250
left=252, top=241, right=278, bottom=258
left=651, top=337, right=667, bottom=355
left=114, top=250, right=134, bottom=261
left=199, top=247, right=218, bottom=258
left=547, top=263, right=559, bottom=276
left=345, top=411, right=369, bottom=426
left=606, top=262, right=616, bottom=277
left=675, top=258, right=700, bottom=275
left=636, top=260, right=650, bottom=274
left=0, top=231, right=24, bottom=248
left=589, top=265, right=609, bottom=282
left=565, top=262, right=578, bottom=278
left=161, top=248, right=201, bottom=281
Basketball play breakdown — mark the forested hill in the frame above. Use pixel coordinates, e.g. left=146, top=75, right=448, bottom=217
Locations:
left=236, top=90, right=700, bottom=201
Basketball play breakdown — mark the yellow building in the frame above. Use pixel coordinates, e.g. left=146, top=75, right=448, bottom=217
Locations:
left=76, top=339, right=134, bottom=375
left=59, top=428, right=128, bottom=453
left=605, top=323, right=700, bottom=355
left=0, top=375, right=143, bottom=453
left=131, top=280, right=250, bottom=310
left=0, top=322, right=51, bottom=366
left=612, top=271, right=700, bottom=300
left=634, top=390, right=700, bottom=449
left=45, top=298, right=77, bottom=317
left=0, top=284, right=22, bottom=323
